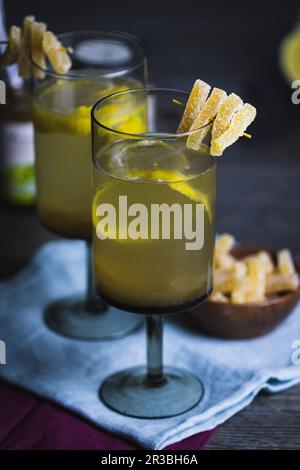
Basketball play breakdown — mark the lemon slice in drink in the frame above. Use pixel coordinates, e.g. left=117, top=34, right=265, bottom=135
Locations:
left=34, top=102, right=146, bottom=136
left=33, top=102, right=91, bottom=135
left=125, top=160, right=212, bottom=222
left=34, top=81, right=146, bottom=136
left=170, top=180, right=212, bottom=222
left=92, top=138, right=213, bottom=242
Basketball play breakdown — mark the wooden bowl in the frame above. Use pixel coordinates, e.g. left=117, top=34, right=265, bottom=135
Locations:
left=187, top=244, right=300, bottom=339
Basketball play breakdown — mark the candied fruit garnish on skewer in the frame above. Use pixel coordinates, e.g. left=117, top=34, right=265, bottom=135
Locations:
left=42, top=31, right=72, bottom=74
left=178, top=79, right=257, bottom=155
left=211, top=103, right=257, bottom=156
left=0, top=25, right=21, bottom=68
left=177, top=79, right=211, bottom=133
left=18, top=15, right=35, bottom=78
left=186, top=87, right=227, bottom=150
left=31, top=21, right=47, bottom=79
left=211, top=93, right=243, bottom=155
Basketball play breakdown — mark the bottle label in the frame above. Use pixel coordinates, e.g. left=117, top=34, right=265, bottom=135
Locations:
left=0, top=121, right=36, bottom=204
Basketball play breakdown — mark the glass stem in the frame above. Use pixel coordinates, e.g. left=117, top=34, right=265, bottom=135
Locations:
left=85, top=241, right=107, bottom=312
left=145, top=315, right=165, bottom=386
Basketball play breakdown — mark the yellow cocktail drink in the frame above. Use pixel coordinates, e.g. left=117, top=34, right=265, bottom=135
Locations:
left=92, top=139, right=216, bottom=312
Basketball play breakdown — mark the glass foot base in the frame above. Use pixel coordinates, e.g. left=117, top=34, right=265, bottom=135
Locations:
left=44, top=295, right=142, bottom=340
left=100, top=366, right=204, bottom=418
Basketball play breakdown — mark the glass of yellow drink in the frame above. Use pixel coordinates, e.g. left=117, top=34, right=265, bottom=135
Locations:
left=32, top=31, right=147, bottom=339
left=91, top=89, right=216, bottom=417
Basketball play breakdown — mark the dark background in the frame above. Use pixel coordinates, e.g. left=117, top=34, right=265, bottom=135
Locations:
left=1, top=0, right=300, bottom=450
left=1, top=0, right=300, bottom=269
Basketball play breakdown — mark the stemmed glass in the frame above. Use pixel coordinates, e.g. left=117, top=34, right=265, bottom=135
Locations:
left=91, top=89, right=216, bottom=417
left=32, top=31, right=147, bottom=340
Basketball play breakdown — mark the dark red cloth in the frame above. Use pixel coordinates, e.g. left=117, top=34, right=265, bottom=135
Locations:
left=0, top=381, right=215, bottom=450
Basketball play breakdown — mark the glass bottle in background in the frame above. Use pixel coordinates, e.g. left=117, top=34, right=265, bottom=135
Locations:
left=0, top=0, right=36, bottom=206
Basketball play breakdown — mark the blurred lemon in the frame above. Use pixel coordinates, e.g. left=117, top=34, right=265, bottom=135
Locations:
left=280, top=26, right=300, bottom=82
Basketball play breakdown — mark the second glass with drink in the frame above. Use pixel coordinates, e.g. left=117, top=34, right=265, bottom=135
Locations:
left=32, top=31, right=147, bottom=339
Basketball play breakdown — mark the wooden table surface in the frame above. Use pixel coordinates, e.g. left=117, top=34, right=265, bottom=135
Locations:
left=2, top=0, right=300, bottom=450
left=206, top=385, right=300, bottom=449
